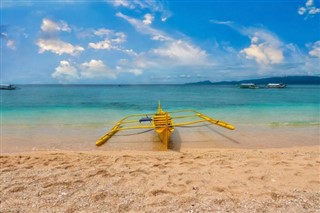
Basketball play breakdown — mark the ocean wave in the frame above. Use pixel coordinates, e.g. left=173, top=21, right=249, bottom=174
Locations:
left=270, top=121, right=320, bottom=128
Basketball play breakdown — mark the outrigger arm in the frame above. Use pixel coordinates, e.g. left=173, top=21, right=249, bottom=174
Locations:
left=95, top=108, right=235, bottom=147
left=169, top=110, right=235, bottom=130
left=197, top=113, right=235, bottom=130
left=96, top=123, right=121, bottom=146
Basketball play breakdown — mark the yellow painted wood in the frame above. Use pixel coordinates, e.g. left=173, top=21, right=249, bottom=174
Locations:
left=95, top=102, right=235, bottom=148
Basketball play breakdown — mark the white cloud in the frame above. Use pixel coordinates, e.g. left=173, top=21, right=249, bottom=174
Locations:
left=116, top=59, right=143, bottom=76
left=52, top=60, right=79, bottom=82
left=50, top=57, right=147, bottom=82
left=93, top=28, right=111, bottom=37
left=121, top=49, right=138, bottom=56
left=211, top=20, right=287, bottom=71
left=298, top=7, right=307, bottom=15
left=151, top=34, right=170, bottom=41
left=298, top=0, right=320, bottom=16
left=115, top=13, right=210, bottom=74
left=89, top=40, right=111, bottom=49
left=143, top=13, right=154, bottom=25
left=309, top=7, right=320, bottom=14
left=88, top=28, right=126, bottom=50
left=37, top=38, right=84, bottom=55
left=109, top=0, right=171, bottom=22
left=306, top=0, right=313, bottom=7
left=1, top=32, right=7, bottom=38
left=41, top=18, right=71, bottom=32
left=6, top=39, right=15, bottom=50
left=92, top=28, right=126, bottom=43
left=112, top=32, right=126, bottom=43
left=111, top=0, right=134, bottom=9
left=152, top=40, right=209, bottom=66
left=37, top=18, right=84, bottom=56
left=116, top=12, right=171, bottom=41
left=210, top=20, right=234, bottom=26
left=1, top=25, right=27, bottom=50
left=117, top=68, right=143, bottom=75
left=240, top=30, right=284, bottom=65
left=241, top=44, right=283, bottom=65
left=80, top=60, right=117, bottom=79
left=128, top=69, right=143, bottom=75
left=132, top=55, right=157, bottom=69
left=251, top=36, right=259, bottom=43
left=309, top=41, right=320, bottom=57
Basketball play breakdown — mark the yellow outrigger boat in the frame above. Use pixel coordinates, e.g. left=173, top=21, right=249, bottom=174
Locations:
left=96, top=102, right=235, bottom=148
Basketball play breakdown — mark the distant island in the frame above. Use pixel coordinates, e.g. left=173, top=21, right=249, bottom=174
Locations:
left=185, top=76, right=320, bottom=85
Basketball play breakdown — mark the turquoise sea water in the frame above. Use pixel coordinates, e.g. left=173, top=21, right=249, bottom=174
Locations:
left=1, top=84, right=319, bottom=151
left=2, top=84, right=319, bottom=125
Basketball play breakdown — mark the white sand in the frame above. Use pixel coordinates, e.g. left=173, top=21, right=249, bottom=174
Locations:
left=1, top=146, right=319, bottom=212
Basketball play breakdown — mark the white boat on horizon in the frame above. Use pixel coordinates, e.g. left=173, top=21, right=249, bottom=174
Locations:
left=266, top=83, right=286, bottom=88
left=240, top=83, right=259, bottom=89
left=0, top=84, right=16, bottom=90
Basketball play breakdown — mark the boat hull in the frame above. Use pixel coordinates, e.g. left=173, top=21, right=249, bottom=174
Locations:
left=240, top=83, right=258, bottom=89
left=0, top=84, right=16, bottom=90
left=153, top=112, right=174, bottom=148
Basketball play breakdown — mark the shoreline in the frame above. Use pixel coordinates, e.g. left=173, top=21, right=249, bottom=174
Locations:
left=1, top=124, right=319, bottom=153
left=1, top=144, right=319, bottom=157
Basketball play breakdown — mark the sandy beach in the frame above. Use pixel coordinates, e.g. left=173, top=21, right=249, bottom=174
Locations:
left=1, top=146, right=319, bottom=212
left=2, top=0, right=320, bottom=211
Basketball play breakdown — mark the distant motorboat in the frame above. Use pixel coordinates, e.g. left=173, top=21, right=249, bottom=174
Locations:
left=266, top=83, right=286, bottom=88
left=240, top=83, right=259, bottom=89
left=0, top=84, right=16, bottom=90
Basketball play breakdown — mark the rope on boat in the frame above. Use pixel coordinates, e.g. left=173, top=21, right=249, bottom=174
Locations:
left=114, top=129, right=154, bottom=136
left=177, top=123, right=212, bottom=128
left=113, top=124, right=212, bottom=136
left=170, top=114, right=198, bottom=119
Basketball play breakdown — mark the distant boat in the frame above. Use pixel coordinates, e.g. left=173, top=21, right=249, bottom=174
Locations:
left=266, top=83, right=286, bottom=88
left=0, top=84, right=16, bottom=90
left=240, top=83, right=258, bottom=89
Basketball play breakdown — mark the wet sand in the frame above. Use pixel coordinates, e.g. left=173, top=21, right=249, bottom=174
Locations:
left=1, top=124, right=319, bottom=152
left=1, top=147, right=319, bottom=212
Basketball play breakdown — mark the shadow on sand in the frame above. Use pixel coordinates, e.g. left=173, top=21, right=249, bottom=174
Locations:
left=168, top=126, right=241, bottom=152
left=205, top=125, right=242, bottom=145
left=168, top=129, right=182, bottom=152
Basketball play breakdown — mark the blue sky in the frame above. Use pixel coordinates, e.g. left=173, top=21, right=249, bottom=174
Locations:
left=1, top=0, right=320, bottom=84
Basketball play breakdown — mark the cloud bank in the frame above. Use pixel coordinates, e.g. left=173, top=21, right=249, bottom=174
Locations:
left=116, top=12, right=210, bottom=70
left=36, top=18, right=84, bottom=55
left=52, top=60, right=117, bottom=83
left=240, top=31, right=284, bottom=65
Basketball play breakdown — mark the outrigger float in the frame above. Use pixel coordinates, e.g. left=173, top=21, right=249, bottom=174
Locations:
left=96, top=102, right=235, bottom=148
